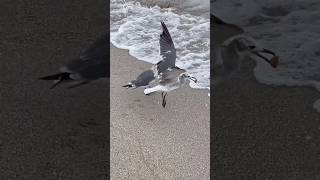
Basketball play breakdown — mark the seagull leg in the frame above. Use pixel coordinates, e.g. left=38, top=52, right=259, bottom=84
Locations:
left=50, top=79, right=62, bottom=89
left=162, top=92, right=167, bottom=108
left=164, top=93, right=167, bottom=107
left=161, top=92, right=164, bottom=107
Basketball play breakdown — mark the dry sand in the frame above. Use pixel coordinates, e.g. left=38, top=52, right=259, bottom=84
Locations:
left=110, top=45, right=210, bottom=179
left=212, top=60, right=320, bottom=179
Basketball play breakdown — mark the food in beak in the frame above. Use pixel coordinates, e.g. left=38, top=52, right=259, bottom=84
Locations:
left=270, top=56, right=279, bottom=68
left=253, top=48, right=279, bottom=68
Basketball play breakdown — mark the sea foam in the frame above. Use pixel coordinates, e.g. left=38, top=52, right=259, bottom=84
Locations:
left=111, top=0, right=210, bottom=90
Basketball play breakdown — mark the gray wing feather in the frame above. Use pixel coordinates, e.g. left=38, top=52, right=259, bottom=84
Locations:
left=132, top=70, right=155, bottom=87
left=61, top=34, right=108, bottom=79
left=157, top=21, right=176, bottom=73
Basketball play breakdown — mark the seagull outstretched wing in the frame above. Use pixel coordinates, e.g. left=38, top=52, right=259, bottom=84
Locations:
left=211, top=14, right=244, bottom=45
left=156, top=21, right=177, bottom=74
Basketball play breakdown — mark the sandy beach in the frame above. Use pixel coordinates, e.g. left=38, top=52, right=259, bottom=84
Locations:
left=110, top=45, right=210, bottom=179
left=212, top=60, right=320, bottom=179
left=0, top=1, right=108, bottom=179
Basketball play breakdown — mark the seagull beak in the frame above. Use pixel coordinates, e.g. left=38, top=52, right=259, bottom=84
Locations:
left=253, top=48, right=279, bottom=68
left=189, top=77, right=197, bottom=83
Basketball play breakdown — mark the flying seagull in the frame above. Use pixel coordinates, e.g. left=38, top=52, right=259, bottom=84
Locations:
left=122, top=21, right=177, bottom=89
left=123, top=21, right=197, bottom=107
left=212, top=14, right=279, bottom=83
left=144, top=66, right=197, bottom=107
left=39, top=33, right=108, bottom=89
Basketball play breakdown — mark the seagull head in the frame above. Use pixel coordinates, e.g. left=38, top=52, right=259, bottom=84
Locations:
left=226, top=36, right=279, bottom=68
left=180, top=73, right=197, bottom=83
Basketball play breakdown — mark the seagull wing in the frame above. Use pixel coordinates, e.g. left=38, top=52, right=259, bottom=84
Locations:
left=157, top=21, right=177, bottom=73
left=60, top=34, right=108, bottom=79
left=59, top=57, right=107, bottom=80
left=211, top=14, right=244, bottom=45
left=80, top=33, right=108, bottom=61
left=134, top=70, right=155, bottom=86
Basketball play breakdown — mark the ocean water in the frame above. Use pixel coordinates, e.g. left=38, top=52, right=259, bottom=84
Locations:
left=110, top=0, right=210, bottom=90
left=212, top=0, right=320, bottom=111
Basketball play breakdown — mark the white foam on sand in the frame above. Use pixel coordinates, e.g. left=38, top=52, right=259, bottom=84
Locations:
left=111, top=0, right=210, bottom=90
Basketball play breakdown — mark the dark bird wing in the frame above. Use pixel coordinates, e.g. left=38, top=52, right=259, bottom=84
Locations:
left=61, top=33, right=108, bottom=79
left=157, top=21, right=176, bottom=73
left=39, top=33, right=108, bottom=89
left=211, top=14, right=244, bottom=45
left=134, top=69, right=155, bottom=86
left=123, top=70, right=155, bottom=88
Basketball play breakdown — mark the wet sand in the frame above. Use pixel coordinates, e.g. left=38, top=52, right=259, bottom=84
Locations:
left=110, top=45, right=210, bottom=179
left=212, top=60, right=320, bottom=179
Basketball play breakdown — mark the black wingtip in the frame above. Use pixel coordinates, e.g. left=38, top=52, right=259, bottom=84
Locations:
left=211, top=14, right=227, bottom=25
left=161, top=21, right=167, bottom=29
left=211, top=14, right=244, bottom=33
left=39, top=72, right=71, bottom=89
left=122, top=84, right=133, bottom=88
left=160, top=21, right=173, bottom=42
left=38, top=75, right=56, bottom=80
left=38, top=72, right=70, bottom=81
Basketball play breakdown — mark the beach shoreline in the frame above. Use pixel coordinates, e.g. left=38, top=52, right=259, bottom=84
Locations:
left=110, top=45, right=210, bottom=179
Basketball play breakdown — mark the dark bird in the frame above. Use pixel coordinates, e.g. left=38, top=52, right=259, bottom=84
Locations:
left=39, top=33, right=108, bottom=89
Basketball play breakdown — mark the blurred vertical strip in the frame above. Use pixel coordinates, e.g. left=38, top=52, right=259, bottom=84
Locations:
left=0, top=0, right=109, bottom=179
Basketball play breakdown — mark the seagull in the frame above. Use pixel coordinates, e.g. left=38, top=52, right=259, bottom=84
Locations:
left=212, top=14, right=279, bottom=83
left=123, top=21, right=197, bottom=107
left=122, top=21, right=176, bottom=89
left=144, top=66, right=197, bottom=107
left=39, top=33, right=108, bottom=89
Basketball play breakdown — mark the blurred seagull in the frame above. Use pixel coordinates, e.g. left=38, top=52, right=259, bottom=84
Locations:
left=212, top=14, right=279, bottom=83
left=123, top=21, right=197, bottom=107
left=39, top=34, right=108, bottom=89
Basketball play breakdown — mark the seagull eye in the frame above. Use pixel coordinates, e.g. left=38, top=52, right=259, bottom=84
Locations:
left=248, top=45, right=256, bottom=50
